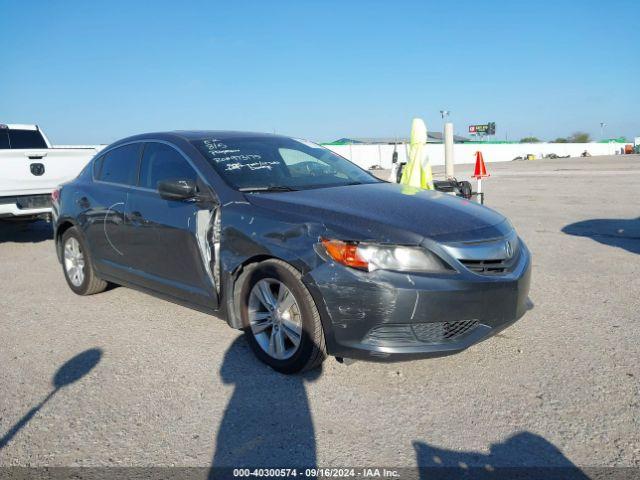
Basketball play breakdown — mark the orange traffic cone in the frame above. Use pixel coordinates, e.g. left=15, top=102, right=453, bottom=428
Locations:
left=472, top=151, right=489, bottom=179
left=472, top=151, right=489, bottom=205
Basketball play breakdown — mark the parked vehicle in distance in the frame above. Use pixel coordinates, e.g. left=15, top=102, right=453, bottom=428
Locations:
left=52, top=131, right=531, bottom=373
left=0, top=124, right=103, bottom=221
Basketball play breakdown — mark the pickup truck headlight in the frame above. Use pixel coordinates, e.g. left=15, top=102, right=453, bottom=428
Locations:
left=321, top=238, right=452, bottom=273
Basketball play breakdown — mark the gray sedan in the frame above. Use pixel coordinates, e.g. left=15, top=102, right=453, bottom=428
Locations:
left=52, top=131, right=531, bottom=373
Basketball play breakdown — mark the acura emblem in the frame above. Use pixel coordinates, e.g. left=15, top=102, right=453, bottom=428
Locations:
left=30, top=163, right=45, bottom=176
left=505, top=241, right=513, bottom=258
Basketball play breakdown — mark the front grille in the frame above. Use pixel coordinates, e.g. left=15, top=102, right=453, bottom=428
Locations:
left=442, top=233, right=521, bottom=276
left=365, top=320, right=480, bottom=346
left=412, top=320, right=479, bottom=343
left=459, top=258, right=509, bottom=275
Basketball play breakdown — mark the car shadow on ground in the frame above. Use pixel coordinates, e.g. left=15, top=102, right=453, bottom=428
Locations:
left=209, top=337, right=321, bottom=475
left=562, top=217, right=640, bottom=255
left=0, top=220, right=53, bottom=244
left=414, top=432, right=588, bottom=479
left=0, top=348, right=102, bottom=450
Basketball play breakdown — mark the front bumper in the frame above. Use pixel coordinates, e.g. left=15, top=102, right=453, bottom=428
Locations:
left=304, top=241, right=532, bottom=361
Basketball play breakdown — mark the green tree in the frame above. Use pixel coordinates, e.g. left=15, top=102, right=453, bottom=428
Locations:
left=568, top=131, right=591, bottom=143
left=553, top=137, right=568, bottom=143
left=520, top=137, right=540, bottom=143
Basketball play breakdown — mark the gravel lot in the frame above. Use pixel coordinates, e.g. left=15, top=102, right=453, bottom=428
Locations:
left=1, top=155, right=638, bottom=472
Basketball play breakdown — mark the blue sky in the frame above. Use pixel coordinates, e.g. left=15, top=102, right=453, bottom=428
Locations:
left=1, top=0, right=638, bottom=144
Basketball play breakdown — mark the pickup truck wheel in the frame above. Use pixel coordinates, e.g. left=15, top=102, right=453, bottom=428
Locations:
left=61, top=227, right=108, bottom=295
left=240, top=259, right=326, bottom=374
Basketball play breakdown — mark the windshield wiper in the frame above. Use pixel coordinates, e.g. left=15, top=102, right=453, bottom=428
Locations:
left=238, top=185, right=299, bottom=193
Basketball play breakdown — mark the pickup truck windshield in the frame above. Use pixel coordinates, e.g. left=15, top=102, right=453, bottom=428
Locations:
left=0, top=129, right=48, bottom=149
left=191, top=136, right=380, bottom=191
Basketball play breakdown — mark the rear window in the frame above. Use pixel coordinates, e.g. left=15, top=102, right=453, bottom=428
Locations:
left=0, top=129, right=49, bottom=149
left=96, top=143, right=142, bottom=185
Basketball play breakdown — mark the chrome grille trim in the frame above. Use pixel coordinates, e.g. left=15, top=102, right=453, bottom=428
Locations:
left=441, top=231, right=519, bottom=276
left=441, top=230, right=519, bottom=261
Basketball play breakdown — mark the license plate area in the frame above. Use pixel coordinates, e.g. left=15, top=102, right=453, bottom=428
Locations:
left=16, top=195, right=51, bottom=209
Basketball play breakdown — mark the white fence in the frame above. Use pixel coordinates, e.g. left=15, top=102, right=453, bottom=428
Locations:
left=53, top=145, right=107, bottom=151
left=325, top=142, right=625, bottom=170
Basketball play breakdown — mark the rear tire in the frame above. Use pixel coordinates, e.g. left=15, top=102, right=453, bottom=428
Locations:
left=239, top=259, right=326, bottom=374
left=61, top=227, right=108, bottom=296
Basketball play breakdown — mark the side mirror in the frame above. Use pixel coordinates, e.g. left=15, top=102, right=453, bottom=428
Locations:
left=157, top=179, right=197, bottom=201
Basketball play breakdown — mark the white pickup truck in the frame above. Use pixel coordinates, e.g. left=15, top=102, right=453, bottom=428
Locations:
left=0, top=124, right=103, bottom=221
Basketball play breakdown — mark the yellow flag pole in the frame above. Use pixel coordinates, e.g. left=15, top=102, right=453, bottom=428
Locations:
left=400, top=118, right=433, bottom=190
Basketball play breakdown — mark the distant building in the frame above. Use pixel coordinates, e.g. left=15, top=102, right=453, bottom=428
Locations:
left=325, top=133, right=469, bottom=145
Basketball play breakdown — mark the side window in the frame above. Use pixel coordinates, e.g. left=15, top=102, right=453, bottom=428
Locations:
left=97, top=143, right=141, bottom=185
left=139, top=142, right=198, bottom=190
left=93, top=155, right=104, bottom=179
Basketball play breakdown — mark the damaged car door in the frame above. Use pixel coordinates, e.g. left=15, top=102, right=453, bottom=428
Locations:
left=126, top=141, right=219, bottom=308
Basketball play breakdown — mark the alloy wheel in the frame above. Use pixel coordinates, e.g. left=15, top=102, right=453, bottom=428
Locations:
left=248, top=278, right=303, bottom=360
left=64, top=237, right=85, bottom=287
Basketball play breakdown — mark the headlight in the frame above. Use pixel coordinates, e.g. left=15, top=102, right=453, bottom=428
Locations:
left=321, top=238, right=452, bottom=273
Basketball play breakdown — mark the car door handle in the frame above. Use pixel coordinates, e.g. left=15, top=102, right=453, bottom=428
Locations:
left=130, top=211, right=147, bottom=224
left=24, top=151, right=48, bottom=160
left=77, top=197, right=90, bottom=209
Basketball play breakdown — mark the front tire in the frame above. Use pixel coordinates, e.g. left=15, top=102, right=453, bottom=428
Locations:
left=61, top=227, right=108, bottom=296
left=239, top=259, right=326, bottom=374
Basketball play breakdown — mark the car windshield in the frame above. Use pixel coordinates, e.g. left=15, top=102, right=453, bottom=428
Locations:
left=191, top=136, right=380, bottom=191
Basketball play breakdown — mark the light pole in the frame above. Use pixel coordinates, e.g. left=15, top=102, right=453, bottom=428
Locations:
left=439, top=109, right=450, bottom=141
left=600, top=122, right=606, bottom=141
left=440, top=110, right=454, bottom=178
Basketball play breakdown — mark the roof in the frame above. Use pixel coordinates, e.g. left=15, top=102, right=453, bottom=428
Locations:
left=426, top=132, right=469, bottom=142
left=110, top=130, right=290, bottom=146
left=170, top=130, right=284, bottom=140
left=0, top=124, right=38, bottom=130
left=326, top=133, right=469, bottom=145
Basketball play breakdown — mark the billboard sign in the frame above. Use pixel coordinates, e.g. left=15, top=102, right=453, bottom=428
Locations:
left=469, top=122, right=496, bottom=135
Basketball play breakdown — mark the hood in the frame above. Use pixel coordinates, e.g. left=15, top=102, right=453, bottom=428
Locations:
left=246, top=182, right=510, bottom=243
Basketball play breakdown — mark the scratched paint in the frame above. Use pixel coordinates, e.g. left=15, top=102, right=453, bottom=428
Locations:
left=196, top=208, right=215, bottom=286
